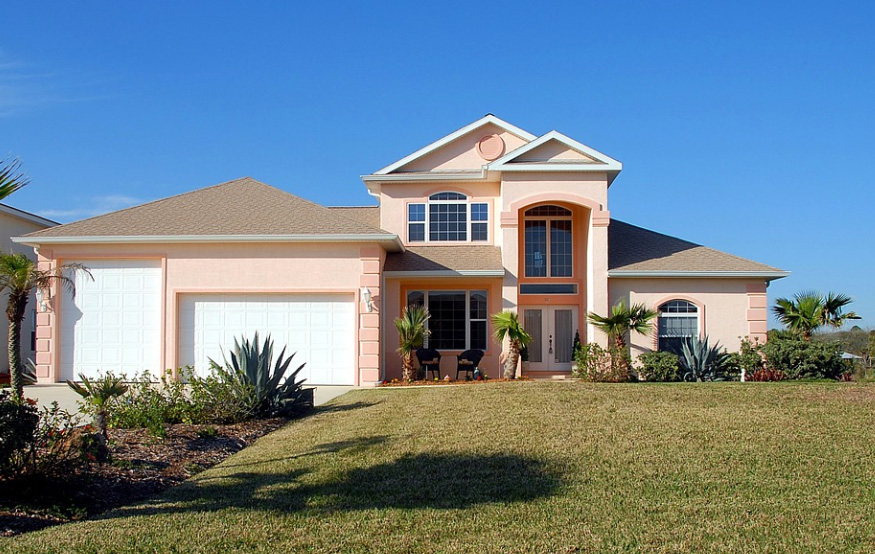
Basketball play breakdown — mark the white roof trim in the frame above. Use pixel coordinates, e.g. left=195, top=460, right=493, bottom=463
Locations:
left=372, top=115, right=537, bottom=175
left=13, top=233, right=405, bottom=251
left=0, top=204, right=58, bottom=228
left=608, top=270, right=790, bottom=279
left=384, top=270, right=505, bottom=278
left=362, top=170, right=488, bottom=182
left=487, top=130, right=623, bottom=173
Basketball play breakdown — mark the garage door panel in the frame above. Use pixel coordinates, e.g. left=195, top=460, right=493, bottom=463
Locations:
left=60, top=260, right=163, bottom=380
left=179, top=294, right=356, bottom=385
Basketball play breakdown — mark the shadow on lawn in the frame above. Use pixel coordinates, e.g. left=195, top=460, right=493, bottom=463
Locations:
left=108, top=440, right=562, bottom=519
left=310, top=400, right=382, bottom=415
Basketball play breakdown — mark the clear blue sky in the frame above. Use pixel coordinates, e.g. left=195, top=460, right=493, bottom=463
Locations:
left=2, top=1, right=873, bottom=328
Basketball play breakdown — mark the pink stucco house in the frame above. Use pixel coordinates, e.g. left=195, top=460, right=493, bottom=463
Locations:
left=14, top=115, right=788, bottom=384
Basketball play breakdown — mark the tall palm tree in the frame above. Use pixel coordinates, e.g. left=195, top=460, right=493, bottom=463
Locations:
left=492, top=311, right=532, bottom=380
left=0, top=253, right=91, bottom=399
left=772, top=290, right=860, bottom=340
left=587, top=299, right=658, bottom=351
left=0, top=157, right=29, bottom=200
left=394, top=305, right=430, bottom=381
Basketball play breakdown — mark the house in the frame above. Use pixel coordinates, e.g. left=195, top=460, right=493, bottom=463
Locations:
left=0, top=204, right=57, bottom=378
left=14, top=115, right=788, bottom=384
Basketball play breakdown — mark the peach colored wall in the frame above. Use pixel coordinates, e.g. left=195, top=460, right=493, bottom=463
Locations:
left=33, top=242, right=379, bottom=384
left=397, top=123, right=529, bottom=173
left=514, top=141, right=599, bottom=163
left=378, top=181, right=501, bottom=244
left=382, top=277, right=503, bottom=381
left=0, top=214, right=52, bottom=373
left=607, top=278, right=771, bottom=357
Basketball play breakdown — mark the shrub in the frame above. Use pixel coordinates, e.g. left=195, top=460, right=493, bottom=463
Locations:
left=573, top=343, right=631, bottom=382
left=186, top=368, right=253, bottom=424
left=724, top=337, right=763, bottom=380
left=67, top=373, right=129, bottom=437
left=679, top=335, right=729, bottom=382
left=759, top=336, right=846, bottom=379
left=751, top=368, right=786, bottom=382
left=108, top=372, right=190, bottom=436
left=0, top=391, right=39, bottom=478
left=637, top=351, right=681, bottom=382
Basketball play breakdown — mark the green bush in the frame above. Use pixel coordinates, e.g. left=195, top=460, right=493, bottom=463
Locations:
left=186, top=368, right=253, bottom=424
left=0, top=391, right=39, bottom=478
left=573, top=343, right=631, bottom=382
left=760, top=336, right=846, bottom=379
left=723, top=337, right=763, bottom=380
left=108, top=372, right=191, bottom=436
left=637, top=351, right=680, bottom=382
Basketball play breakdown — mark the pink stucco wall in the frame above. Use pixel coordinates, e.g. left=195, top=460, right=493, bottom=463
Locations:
left=33, top=242, right=381, bottom=384
left=396, top=123, right=529, bottom=173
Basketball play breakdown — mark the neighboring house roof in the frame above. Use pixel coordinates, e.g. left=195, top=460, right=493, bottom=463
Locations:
left=327, top=206, right=381, bottom=229
left=14, top=178, right=402, bottom=250
left=384, top=246, right=504, bottom=277
left=0, top=203, right=58, bottom=228
left=608, top=220, right=788, bottom=279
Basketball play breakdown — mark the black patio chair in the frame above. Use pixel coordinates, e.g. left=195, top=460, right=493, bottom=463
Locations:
left=416, top=348, right=442, bottom=380
left=456, top=349, right=484, bottom=380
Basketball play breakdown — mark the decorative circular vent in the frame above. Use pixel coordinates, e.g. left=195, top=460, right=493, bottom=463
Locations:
left=476, top=134, right=505, bottom=161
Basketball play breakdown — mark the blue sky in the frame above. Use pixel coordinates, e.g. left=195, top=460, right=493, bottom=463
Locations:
left=2, top=1, right=873, bottom=328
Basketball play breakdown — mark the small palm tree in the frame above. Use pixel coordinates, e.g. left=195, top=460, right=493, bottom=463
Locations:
left=0, top=157, right=29, bottom=200
left=0, top=253, right=91, bottom=399
left=587, top=299, right=658, bottom=351
left=492, top=311, right=532, bottom=380
left=394, top=305, right=430, bottom=381
left=67, top=373, right=128, bottom=438
left=772, top=290, right=860, bottom=340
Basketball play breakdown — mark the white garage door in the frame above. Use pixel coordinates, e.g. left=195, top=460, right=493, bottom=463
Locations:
left=178, top=294, right=356, bottom=385
left=60, top=259, right=162, bottom=381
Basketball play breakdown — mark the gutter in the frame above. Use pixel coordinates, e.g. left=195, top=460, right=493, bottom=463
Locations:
left=608, top=270, right=790, bottom=279
left=383, top=270, right=505, bottom=278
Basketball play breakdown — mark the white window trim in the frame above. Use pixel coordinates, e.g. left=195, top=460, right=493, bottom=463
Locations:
left=657, top=301, right=701, bottom=349
left=523, top=208, right=574, bottom=278
left=408, top=289, right=488, bottom=351
left=406, top=192, right=489, bottom=244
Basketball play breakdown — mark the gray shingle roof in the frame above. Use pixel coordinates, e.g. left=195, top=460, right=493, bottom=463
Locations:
left=385, top=246, right=504, bottom=273
left=24, top=178, right=389, bottom=239
left=327, top=206, right=381, bottom=229
left=608, top=220, right=785, bottom=274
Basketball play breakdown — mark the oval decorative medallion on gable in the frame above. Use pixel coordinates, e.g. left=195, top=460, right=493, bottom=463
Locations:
left=476, top=134, right=505, bottom=160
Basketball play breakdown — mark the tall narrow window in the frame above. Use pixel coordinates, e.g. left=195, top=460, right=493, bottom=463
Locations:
left=523, top=205, right=573, bottom=277
left=408, top=204, right=425, bottom=242
left=657, top=300, right=699, bottom=354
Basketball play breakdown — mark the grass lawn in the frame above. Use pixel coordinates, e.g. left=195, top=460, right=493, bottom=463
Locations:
left=5, top=381, right=875, bottom=553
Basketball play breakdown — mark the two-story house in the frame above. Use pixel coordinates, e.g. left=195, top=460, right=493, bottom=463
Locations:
left=14, top=115, right=788, bottom=384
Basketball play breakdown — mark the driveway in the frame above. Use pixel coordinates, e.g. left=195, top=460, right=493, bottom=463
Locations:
left=22, top=384, right=356, bottom=416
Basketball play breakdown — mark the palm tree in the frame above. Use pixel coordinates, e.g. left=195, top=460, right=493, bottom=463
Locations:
left=492, top=311, right=532, bottom=380
left=0, top=157, right=29, bottom=200
left=587, top=299, right=659, bottom=351
left=0, top=253, right=91, bottom=399
left=772, top=290, right=861, bottom=340
left=394, top=305, right=430, bottom=381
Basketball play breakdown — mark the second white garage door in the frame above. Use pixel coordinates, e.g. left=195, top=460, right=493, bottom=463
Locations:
left=178, top=294, right=356, bottom=385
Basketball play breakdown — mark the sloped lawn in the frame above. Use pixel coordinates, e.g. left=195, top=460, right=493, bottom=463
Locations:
left=5, top=381, right=875, bottom=553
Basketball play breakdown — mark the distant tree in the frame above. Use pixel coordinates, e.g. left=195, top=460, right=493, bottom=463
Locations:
left=772, top=291, right=861, bottom=340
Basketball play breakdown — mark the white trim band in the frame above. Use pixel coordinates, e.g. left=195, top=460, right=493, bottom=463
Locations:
left=608, top=270, right=790, bottom=279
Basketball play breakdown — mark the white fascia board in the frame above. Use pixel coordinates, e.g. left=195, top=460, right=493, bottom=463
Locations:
left=373, top=115, right=537, bottom=175
left=383, top=270, right=505, bottom=278
left=488, top=130, right=623, bottom=172
left=608, top=270, right=791, bottom=279
left=13, top=233, right=406, bottom=252
left=0, top=204, right=59, bottom=228
left=361, top=169, right=488, bottom=182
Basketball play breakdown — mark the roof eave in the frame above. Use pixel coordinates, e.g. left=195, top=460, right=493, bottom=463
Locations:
left=0, top=204, right=59, bottom=228
left=361, top=169, right=488, bottom=182
left=384, top=270, right=505, bottom=278
left=608, top=270, right=790, bottom=280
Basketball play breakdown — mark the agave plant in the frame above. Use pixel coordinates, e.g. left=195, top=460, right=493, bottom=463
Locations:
left=67, top=373, right=129, bottom=437
left=208, top=332, right=308, bottom=418
left=679, top=335, right=729, bottom=382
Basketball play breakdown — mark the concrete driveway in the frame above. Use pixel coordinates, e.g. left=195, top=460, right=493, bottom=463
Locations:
left=22, top=384, right=355, bottom=416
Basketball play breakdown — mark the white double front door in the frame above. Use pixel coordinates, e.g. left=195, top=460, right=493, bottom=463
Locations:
left=522, top=306, right=579, bottom=372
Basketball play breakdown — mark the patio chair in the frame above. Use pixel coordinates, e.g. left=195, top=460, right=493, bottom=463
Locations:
left=416, top=348, right=442, bottom=380
left=456, top=349, right=484, bottom=380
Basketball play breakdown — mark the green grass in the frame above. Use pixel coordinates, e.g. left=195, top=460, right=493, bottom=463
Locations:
left=6, top=381, right=875, bottom=553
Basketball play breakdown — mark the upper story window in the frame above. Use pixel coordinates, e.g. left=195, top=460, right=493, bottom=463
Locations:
left=524, top=205, right=573, bottom=278
left=407, top=192, right=489, bottom=243
left=657, top=300, right=699, bottom=354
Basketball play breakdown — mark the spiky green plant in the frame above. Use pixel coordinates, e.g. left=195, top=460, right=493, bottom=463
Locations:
left=394, top=305, right=431, bottom=381
left=67, top=373, right=129, bottom=437
left=208, top=332, right=308, bottom=418
left=492, top=311, right=532, bottom=380
left=679, top=335, right=729, bottom=382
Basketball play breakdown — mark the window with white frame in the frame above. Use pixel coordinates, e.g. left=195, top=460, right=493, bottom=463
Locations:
left=657, top=300, right=699, bottom=354
left=523, top=205, right=573, bottom=277
left=407, top=290, right=487, bottom=350
left=407, top=192, right=489, bottom=243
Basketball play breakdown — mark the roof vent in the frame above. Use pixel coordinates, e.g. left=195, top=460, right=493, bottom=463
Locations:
left=476, top=134, right=505, bottom=161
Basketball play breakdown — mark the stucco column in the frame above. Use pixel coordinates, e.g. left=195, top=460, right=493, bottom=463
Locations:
left=34, top=250, right=55, bottom=382
left=358, top=247, right=383, bottom=385
left=590, top=219, right=610, bottom=347
left=746, top=282, right=769, bottom=345
left=499, top=213, right=519, bottom=310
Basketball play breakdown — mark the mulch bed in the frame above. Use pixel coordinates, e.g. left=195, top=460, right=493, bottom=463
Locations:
left=0, top=418, right=288, bottom=537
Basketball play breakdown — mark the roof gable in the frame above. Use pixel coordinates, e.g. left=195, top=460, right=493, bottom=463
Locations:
left=372, top=115, right=536, bottom=175
left=488, top=131, right=622, bottom=178
left=19, top=178, right=397, bottom=245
